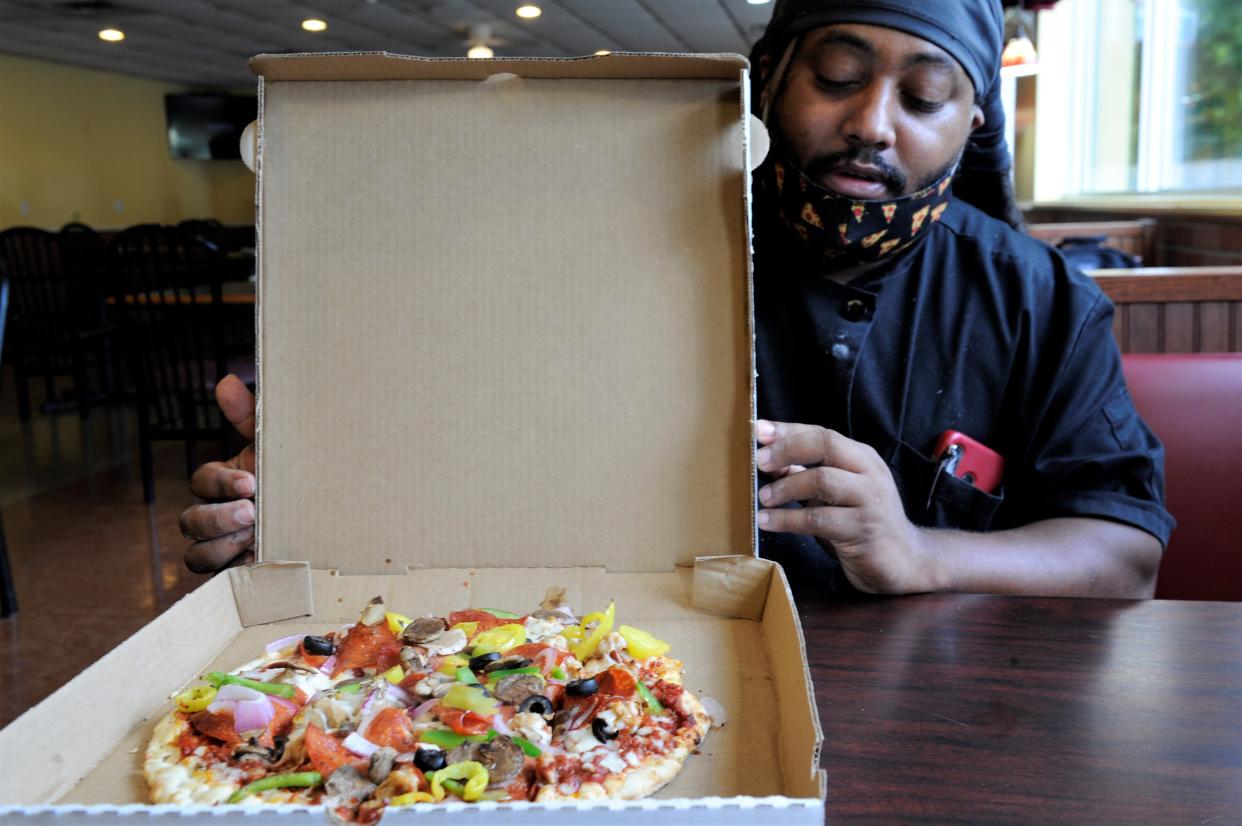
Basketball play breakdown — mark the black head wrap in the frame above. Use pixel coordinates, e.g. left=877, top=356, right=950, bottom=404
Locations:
left=750, top=0, right=1023, bottom=229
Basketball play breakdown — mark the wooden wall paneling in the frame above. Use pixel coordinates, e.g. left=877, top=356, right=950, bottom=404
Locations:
left=1127, top=303, right=1163, bottom=353
left=1163, top=302, right=1196, bottom=352
left=1199, top=302, right=1232, bottom=352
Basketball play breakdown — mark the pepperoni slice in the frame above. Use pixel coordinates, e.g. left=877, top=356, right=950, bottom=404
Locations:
left=332, top=621, right=403, bottom=677
left=595, top=667, right=637, bottom=698
left=436, top=707, right=492, bottom=736
left=188, top=709, right=241, bottom=746
left=365, top=707, right=417, bottom=752
left=447, top=610, right=511, bottom=633
left=305, top=725, right=368, bottom=777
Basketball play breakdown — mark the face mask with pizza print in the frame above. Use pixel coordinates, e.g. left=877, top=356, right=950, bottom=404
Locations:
left=755, top=142, right=956, bottom=269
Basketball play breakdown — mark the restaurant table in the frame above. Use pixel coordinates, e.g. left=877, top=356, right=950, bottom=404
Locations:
left=799, top=593, right=1242, bottom=823
left=107, top=280, right=255, bottom=305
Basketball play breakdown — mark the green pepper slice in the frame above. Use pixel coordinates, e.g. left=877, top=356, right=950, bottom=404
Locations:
left=484, top=666, right=542, bottom=682
left=636, top=680, right=665, bottom=713
left=456, top=667, right=479, bottom=685
left=227, top=771, right=322, bottom=803
left=419, top=728, right=498, bottom=748
left=509, top=734, right=542, bottom=757
left=205, top=672, right=297, bottom=699
left=549, top=666, right=567, bottom=681
left=479, top=608, right=521, bottom=619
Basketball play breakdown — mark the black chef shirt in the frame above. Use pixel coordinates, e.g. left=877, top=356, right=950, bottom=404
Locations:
left=755, top=197, right=1175, bottom=594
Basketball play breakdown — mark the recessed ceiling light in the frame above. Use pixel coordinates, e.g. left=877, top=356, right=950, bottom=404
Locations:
left=467, top=44, right=494, bottom=59
left=746, top=0, right=771, bottom=4
left=594, top=50, right=611, bottom=56
left=302, top=18, right=327, bottom=32
left=98, top=28, right=125, bottom=42
left=516, top=4, right=542, bottom=19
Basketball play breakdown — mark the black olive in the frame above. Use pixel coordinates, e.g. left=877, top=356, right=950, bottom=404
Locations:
left=413, top=748, right=447, bottom=773
left=592, top=717, right=618, bottom=742
left=468, top=652, right=502, bottom=671
left=303, top=635, right=336, bottom=656
left=518, top=695, right=554, bottom=718
left=565, top=677, right=598, bottom=697
left=484, top=657, right=532, bottom=673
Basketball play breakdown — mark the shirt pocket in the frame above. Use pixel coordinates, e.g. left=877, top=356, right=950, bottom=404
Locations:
left=889, top=439, right=1004, bottom=532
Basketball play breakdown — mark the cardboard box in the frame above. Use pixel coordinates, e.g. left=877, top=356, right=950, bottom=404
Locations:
left=0, top=53, right=824, bottom=823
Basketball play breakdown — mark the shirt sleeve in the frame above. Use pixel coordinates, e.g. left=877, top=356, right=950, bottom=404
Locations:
left=1004, top=287, right=1175, bottom=546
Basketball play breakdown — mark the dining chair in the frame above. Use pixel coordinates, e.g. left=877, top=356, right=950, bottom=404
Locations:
left=0, top=227, right=113, bottom=419
left=108, top=225, right=248, bottom=502
left=0, top=276, right=17, bottom=617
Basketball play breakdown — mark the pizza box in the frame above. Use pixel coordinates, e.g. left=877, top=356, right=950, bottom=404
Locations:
left=0, top=53, right=824, bottom=824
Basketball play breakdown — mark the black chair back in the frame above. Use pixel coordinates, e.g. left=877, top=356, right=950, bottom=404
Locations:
left=109, top=225, right=228, bottom=424
left=0, top=227, right=80, bottom=383
left=0, top=276, right=14, bottom=617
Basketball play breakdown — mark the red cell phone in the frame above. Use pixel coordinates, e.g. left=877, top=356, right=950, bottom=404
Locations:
left=933, top=430, right=1004, bottom=495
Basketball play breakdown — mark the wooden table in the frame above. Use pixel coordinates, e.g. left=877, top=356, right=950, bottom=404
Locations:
left=799, top=593, right=1242, bottom=823
left=107, top=280, right=255, bottom=306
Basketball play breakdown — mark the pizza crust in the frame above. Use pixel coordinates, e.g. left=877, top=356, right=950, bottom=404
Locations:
left=532, top=686, right=712, bottom=801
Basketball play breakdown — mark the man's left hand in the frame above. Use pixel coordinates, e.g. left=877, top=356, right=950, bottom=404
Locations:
left=755, top=419, right=934, bottom=594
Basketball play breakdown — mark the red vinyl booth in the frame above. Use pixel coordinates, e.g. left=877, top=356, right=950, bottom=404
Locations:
left=1122, top=353, right=1242, bottom=601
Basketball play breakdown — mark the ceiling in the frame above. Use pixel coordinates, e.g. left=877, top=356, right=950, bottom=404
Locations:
left=0, top=0, right=778, bottom=88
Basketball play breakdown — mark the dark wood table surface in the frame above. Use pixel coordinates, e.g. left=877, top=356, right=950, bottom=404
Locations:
left=798, top=593, right=1242, bottom=823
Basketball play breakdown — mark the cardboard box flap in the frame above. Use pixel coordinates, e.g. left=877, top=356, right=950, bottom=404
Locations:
left=250, top=51, right=748, bottom=82
left=257, top=56, right=756, bottom=575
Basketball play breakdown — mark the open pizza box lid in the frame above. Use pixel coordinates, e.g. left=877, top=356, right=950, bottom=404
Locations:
left=0, top=52, right=825, bottom=823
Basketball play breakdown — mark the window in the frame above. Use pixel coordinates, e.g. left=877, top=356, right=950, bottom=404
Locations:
left=1033, top=0, right=1242, bottom=199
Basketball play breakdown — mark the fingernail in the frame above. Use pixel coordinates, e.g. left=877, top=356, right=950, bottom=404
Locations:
left=756, top=448, right=770, bottom=468
left=757, top=511, right=770, bottom=527
left=755, top=420, right=775, bottom=439
left=238, top=503, right=256, bottom=525
left=235, top=476, right=254, bottom=497
left=759, top=485, right=771, bottom=504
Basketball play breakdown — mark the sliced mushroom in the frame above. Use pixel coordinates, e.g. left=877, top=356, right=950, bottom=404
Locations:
left=539, top=586, right=568, bottom=612
left=401, top=616, right=447, bottom=645
left=476, top=735, right=525, bottom=789
left=233, top=736, right=283, bottom=763
left=445, top=741, right=481, bottom=767
left=359, top=597, right=387, bottom=627
left=422, top=627, right=467, bottom=656
left=368, top=746, right=398, bottom=785
left=492, top=673, right=545, bottom=705
left=399, top=646, right=429, bottom=670
left=325, top=765, right=377, bottom=805
left=260, top=660, right=320, bottom=675
left=484, top=657, right=532, bottom=673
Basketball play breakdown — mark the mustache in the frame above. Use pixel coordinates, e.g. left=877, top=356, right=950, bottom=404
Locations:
left=804, top=148, right=907, bottom=196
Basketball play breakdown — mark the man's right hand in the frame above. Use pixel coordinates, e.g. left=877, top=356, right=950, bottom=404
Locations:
left=181, top=375, right=257, bottom=573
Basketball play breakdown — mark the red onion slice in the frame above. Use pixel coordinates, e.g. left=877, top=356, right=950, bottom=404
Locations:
left=699, top=695, right=727, bottom=728
left=533, top=648, right=557, bottom=675
left=232, top=697, right=274, bottom=733
left=215, top=684, right=266, bottom=704
left=343, top=731, right=380, bottom=757
left=408, top=698, right=438, bottom=721
left=491, top=713, right=513, bottom=737
left=318, top=655, right=337, bottom=675
left=265, top=634, right=306, bottom=655
left=386, top=682, right=413, bottom=706
left=269, top=695, right=299, bottom=714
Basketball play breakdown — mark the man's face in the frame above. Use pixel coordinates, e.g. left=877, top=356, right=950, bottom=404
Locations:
left=769, top=23, right=984, bottom=200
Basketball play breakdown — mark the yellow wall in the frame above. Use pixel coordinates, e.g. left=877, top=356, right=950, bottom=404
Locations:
left=0, top=52, right=254, bottom=229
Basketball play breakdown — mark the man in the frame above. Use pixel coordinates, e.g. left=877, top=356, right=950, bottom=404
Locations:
left=181, top=0, right=1171, bottom=598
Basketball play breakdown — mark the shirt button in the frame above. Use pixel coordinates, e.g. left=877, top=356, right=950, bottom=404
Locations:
left=841, top=299, right=868, bottom=321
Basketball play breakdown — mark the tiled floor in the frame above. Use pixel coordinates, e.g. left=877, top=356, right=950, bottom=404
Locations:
left=0, top=366, right=213, bottom=727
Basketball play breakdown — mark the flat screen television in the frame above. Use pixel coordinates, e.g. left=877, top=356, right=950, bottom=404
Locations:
left=165, top=93, right=256, bottom=160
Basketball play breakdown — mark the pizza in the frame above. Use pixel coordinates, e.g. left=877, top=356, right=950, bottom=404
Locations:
left=145, top=593, right=714, bottom=820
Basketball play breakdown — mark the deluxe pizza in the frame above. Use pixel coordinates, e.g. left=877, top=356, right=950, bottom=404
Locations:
left=145, top=593, right=714, bottom=820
